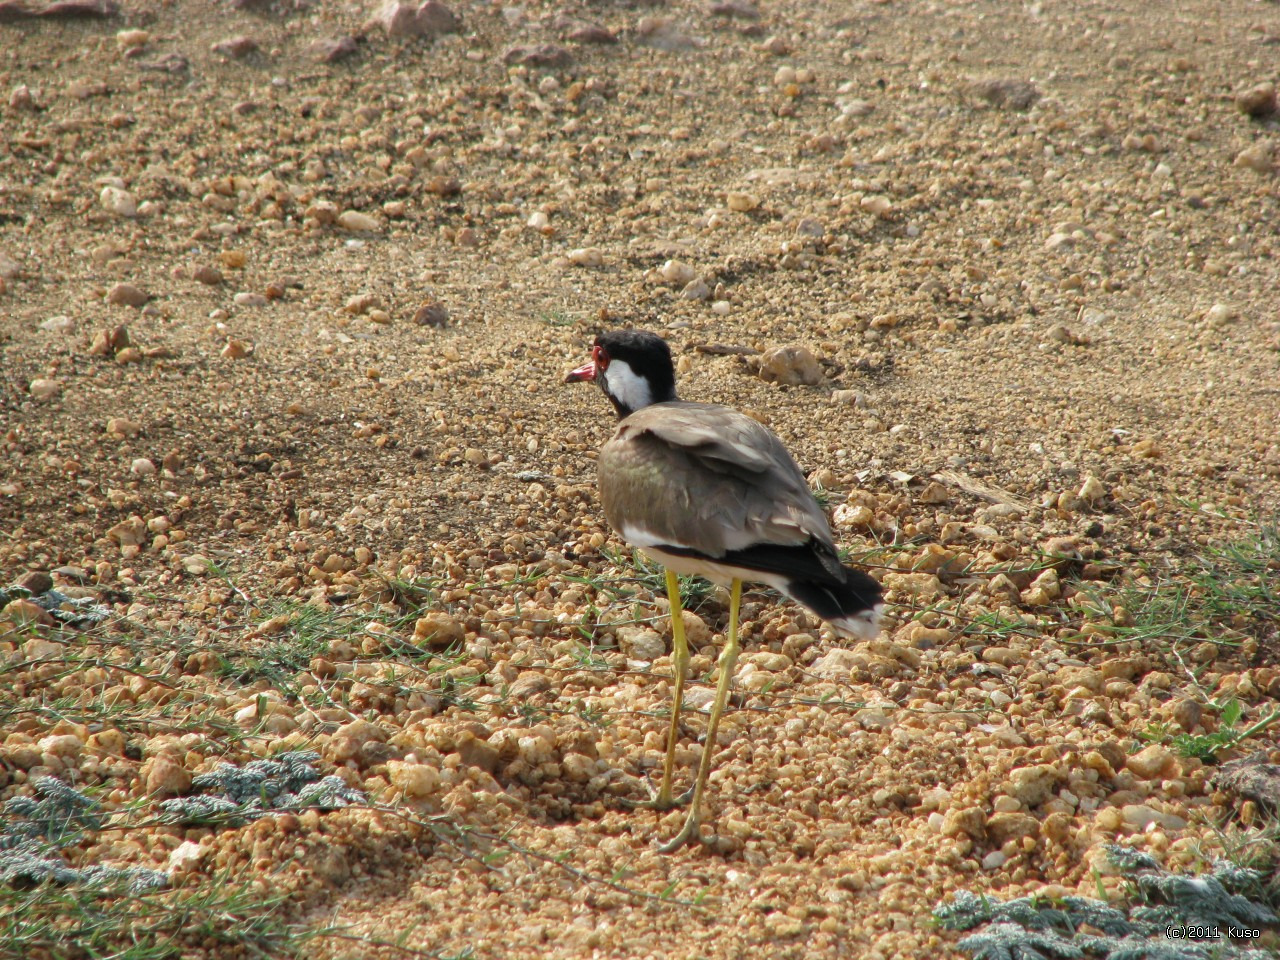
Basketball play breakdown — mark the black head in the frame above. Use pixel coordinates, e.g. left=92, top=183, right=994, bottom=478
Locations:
left=565, top=330, right=679, bottom=419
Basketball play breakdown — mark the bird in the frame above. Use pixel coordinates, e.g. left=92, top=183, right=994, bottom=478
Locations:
left=566, top=329, right=884, bottom=851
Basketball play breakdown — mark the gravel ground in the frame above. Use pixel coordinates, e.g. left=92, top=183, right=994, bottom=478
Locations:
left=3, top=0, right=1280, bottom=956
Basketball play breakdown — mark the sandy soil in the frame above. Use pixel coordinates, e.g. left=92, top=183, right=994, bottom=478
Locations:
left=2, top=0, right=1280, bottom=956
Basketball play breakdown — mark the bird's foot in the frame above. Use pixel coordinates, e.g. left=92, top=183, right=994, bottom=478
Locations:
left=621, top=776, right=694, bottom=812
left=656, top=812, right=704, bottom=854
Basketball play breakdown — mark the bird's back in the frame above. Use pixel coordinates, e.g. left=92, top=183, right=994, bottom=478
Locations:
left=598, top=401, right=834, bottom=561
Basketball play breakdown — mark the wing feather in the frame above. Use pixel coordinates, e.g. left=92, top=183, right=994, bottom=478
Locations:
left=598, top=402, right=834, bottom=560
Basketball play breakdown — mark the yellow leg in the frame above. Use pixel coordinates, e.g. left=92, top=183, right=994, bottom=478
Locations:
left=658, top=578, right=742, bottom=853
left=655, top=568, right=690, bottom=808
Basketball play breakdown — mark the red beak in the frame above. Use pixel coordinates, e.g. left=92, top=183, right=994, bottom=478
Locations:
left=565, top=360, right=597, bottom=383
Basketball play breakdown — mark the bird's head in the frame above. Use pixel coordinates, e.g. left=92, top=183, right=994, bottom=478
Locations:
left=565, top=330, right=678, bottom=419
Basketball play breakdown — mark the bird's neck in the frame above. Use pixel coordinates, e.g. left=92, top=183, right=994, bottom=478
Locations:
left=604, top=361, right=677, bottom=418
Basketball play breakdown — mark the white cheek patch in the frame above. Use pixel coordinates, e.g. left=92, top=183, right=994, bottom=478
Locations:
left=602, top=359, right=652, bottom=412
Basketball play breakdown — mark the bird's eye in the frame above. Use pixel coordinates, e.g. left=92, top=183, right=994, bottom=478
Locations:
left=592, top=344, right=609, bottom=370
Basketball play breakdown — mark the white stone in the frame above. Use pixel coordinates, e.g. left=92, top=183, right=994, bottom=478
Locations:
left=100, top=186, right=137, bottom=218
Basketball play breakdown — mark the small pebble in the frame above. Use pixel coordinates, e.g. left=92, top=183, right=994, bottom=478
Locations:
left=1236, top=82, right=1277, bottom=118
left=567, top=247, right=603, bottom=267
left=115, top=28, right=150, bottom=50
left=28, top=378, right=60, bottom=401
left=337, top=211, right=381, bottom=232
left=1078, top=475, right=1106, bottom=502
left=211, top=35, right=258, bottom=58
left=105, top=283, right=148, bottom=307
left=1234, top=142, right=1273, bottom=173
left=39, top=317, right=74, bottom=335
left=758, top=344, right=822, bottom=386
left=658, top=259, right=698, bottom=286
left=100, top=186, right=137, bottom=218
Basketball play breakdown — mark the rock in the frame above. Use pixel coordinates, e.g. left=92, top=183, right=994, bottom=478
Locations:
left=455, top=732, right=499, bottom=773
left=9, top=84, right=36, bottom=110
left=658, top=259, right=698, bottom=286
left=182, top=554, right=211, bottom=575
left=833, top=503, right=873, bottom=528
left=233, top=292, right=268, bottom=308
left=677, top=610, right=711, bottom=647
left=1057, top=666, right=1102, bottom=692
left=387, top=760, right=440, bottom=798
left=106, top=516, right=146, bottom=547
left=413, top=301, right=449, bottom=326
left=0, top=250, right=21, bottom=279
left=810, top=648, right=861, bottom=680
left=508, top=672, right=551, bottom=698
left=21, top=636, right=62, bottom=659
left=28, top=378, right=60, bottom=400
left=970, top=77, right=1040, bottom=110
left=881, top=572, right=945, bottom=600
left=860, top=195, right=893, bottom=217
left=4, top=0, right=119, bottom=18
left=636, top=17, right=700, bottom=51
left=1078, top=475, right=1107, bottom=502
left=221, top=339, right=253, bottom=359
left=131, top=457, right=156, bottom=476
left=986, top=811, right=1039, bottom=846
left=1236, top=83, right=1277, bottom=119
left=3, top=598, right=55, bottom=627
left=142, top=755, right=191, bottom=797
left=710, top=0, right=759, bottom=19
left=115, top=27, right=148, bottom=49
left=941, top=805, right=986, bottom=839
left=15, top=570, right=53, bottom=595
left=105, top=416, right=141, bottom=437
left=758, top=345, right=822, bottom=386
left=414, top=611, right=464, bottom=650
left=168, top=839, right=204, bottom=873
left=1126, top=743, right=1176, bottom=780
left=305, top=200, right=338, bottom=225
left=192, top=265, right=223, bottom=285
left=337, top=210, right=381, bottom=232
left=211, top=35, right=257, bottom=58
left=426, top=176, right=461, bottom=197
left=1203, top=303, right=1238, bottom=326
left=565, top=23, right=616, bottom=44
left=616, top=625, right=666, bottom=661
left=567, top=247, right=604, bottom=268
left=1121, top=803, right=1186, bottom=831
left=89, top=324, right=130, bottom=355
left=726, top=192, right=759, bottom=212
left=310, top=35, right=360, bottom=63
left=1005, top=764, right=1060, bottom=807
left=1171, top=698, right=1202, bottom=733
left=981, top=850, right=1007, bottom=870
left=1021, top=567, right=1061, bottom=606
left=680, top=277, right=710, bottom=301
left=38, top=733, right=83, bottom=758
left=1234, top=142, right=1273, bottom=173
left=503, top=44, right=573, bottom=68
left=376, top=0, right=460, bottom=38
left=105, top=282, right=148, bottom=307
left=99, top=185, right=136, bottom=218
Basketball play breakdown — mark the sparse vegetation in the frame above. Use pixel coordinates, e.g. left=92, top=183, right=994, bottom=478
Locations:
left=937, top=844, right=1279, bottom=960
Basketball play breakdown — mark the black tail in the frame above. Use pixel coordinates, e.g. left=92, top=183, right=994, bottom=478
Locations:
left=785, top=566, right=882, bottom=623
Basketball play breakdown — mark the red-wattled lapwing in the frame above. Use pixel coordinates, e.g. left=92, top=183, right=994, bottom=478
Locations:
left=566, top=330, right=884, bottom=852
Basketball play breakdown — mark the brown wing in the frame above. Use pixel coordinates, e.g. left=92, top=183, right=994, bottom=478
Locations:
left=597, top=402, right=835, bottom=558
